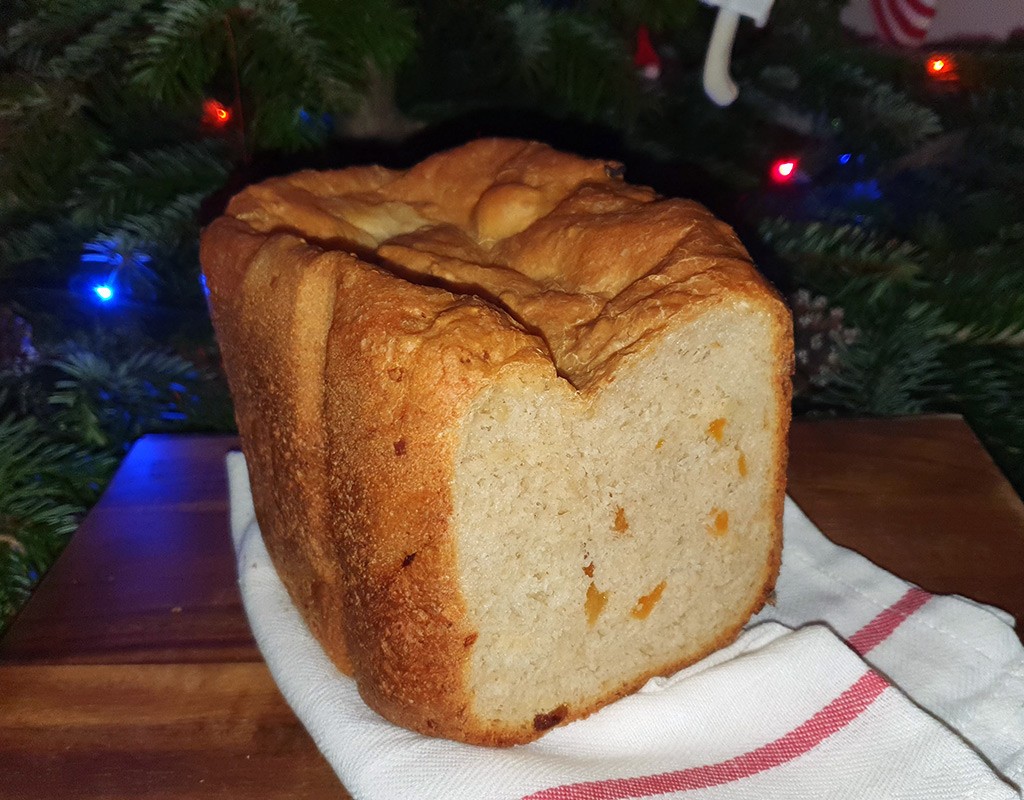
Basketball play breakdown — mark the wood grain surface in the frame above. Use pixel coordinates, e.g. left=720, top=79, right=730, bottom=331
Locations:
left=1, top=418, right=1022, bottom=799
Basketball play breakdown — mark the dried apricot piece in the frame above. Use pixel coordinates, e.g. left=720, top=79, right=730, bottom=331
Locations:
left=631, top=581, right=667, bottom=619
left=708, top=509, right=729, bottom=536
left=586, top=582, right=609, bottom=626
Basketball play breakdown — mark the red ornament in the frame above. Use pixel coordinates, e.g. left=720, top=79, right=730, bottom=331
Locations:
left=202, top=99, right=232, bottom=128
left=770, top=158, right=799, bottom=184
left=634, top=26, right=662, bottom=80
left=926, top=53, right=958, bottom=82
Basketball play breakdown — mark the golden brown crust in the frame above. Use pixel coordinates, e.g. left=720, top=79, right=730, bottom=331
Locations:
left=201, top=138, right=793, bottom=746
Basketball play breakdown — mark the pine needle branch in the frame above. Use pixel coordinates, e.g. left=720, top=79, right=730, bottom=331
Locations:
left=813, top=299, right=948, bottom=416
left=759, top=218, right=924, bottom=286
left=0, top=402, right=113, bottom=628
left=70, top=142, right=229, bottom=227
left=45, top=2, right=147, bottom=81
left=131, top=0, right=231, bottom=103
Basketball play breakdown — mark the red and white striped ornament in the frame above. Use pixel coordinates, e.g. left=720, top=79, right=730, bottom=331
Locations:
left=870, top=0, right=938, bottom=46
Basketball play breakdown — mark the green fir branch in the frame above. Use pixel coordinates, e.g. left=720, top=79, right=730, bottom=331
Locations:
left=49, top=346, right=203, bottom=449
left=929, top=227, right=1024, bottom=345
left=856, top=82, right=942, bottom=149
left=814, top=299, right=948, bottom=416
left=102, top=191, right=211, bottom=256
left=70, top=142, right=229, bottom=227
left=0, top=220, right=64, bottom=269
left=759, top=219, right=924, bottom=286
left=4, top=0, right=118, bottom=68
left=130, top=0, right=232, bottom=104
left=504, top=3, right=639, bottom=124
left=942, top=345, right=1024, bottom=490
left=44, top=2, right=147, bottom=80
left=0, top=403, right=112, bottom=628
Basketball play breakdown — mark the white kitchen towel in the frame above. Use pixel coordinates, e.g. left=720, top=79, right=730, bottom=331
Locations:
left=227, top=451, right=1024, bottom=799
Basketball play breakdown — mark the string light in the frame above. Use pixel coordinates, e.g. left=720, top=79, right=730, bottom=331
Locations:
left=78, top=238, right=154, bottom=306
left=770, top=158, right=799, bottom=183
left=926, top=54, right=958, bottom=82
left=202, top=99, right=232, bottom=128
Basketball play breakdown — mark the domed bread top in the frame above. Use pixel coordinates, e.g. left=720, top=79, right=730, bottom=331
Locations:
left=217, top=138, right=779, bottom=389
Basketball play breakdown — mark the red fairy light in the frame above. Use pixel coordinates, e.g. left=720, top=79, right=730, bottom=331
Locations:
left=770, top=158, right=799, bottom=184
left=927, top=54, right=958, bottom=82
left=202, top=99, right=232, bottom=128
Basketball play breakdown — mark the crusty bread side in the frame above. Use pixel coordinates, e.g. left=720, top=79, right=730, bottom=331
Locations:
left=201, top=139, right=793, bottom=746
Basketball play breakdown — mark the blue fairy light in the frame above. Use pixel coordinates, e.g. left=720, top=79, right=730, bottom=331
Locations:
left=848, top=180, right=882, bottom=201
left=838, top=153, right=852, bottom=165
left=297, top=107, right=334, bottom=136
left=78, top=237, right=157, bottom=305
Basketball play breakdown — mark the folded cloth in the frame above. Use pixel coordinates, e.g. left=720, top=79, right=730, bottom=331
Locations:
left=227, top=451, right=1024, bottom=799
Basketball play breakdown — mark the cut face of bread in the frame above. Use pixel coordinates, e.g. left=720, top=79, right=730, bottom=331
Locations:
left=457, top=305, right=780, bottom=732
left=201, top=138, right=792, bottom=747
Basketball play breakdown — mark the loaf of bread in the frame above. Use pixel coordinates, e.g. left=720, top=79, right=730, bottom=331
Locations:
left=200, top=139, right=793, bottom=746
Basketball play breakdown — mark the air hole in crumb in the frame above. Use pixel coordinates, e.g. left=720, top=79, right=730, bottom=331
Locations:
left=582, top=562, right=595, bottom=578
left=394, top=439, right=407, bottom=456
left=533, top=704, right=568, bottom=731
left=463, top=632, right=478, bottom=647
left=709, top=509, right=729, bottom=536
left=585, top=582, right=608, bottom=626
left=631, top=581, right=667, bottom=619
left=738, top=453, right=748, bottom=477
left=401, top=552, right=416, bottom=568
left=613, top=507, right=629, bottom=533
left=707, top=418, right=727, bottom=442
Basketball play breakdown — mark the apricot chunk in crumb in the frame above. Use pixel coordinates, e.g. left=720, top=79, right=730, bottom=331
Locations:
left=613, top=507, right=629, bottom=533
left=655, top=438, right=665, bottom=450
left=582, top=561, right=595, bottom=578
left=585, top=582, right=608, bottom=626
left=738, top=452, right=748, bottom=477
left=709, top=509, right=729, bottom=536
left=707, top=418, right=727, bottom=441
left=631, top=581, right=667, bottom=619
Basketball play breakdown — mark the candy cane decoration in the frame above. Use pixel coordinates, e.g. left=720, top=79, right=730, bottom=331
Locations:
left=701, top=0, right=776, bottom=106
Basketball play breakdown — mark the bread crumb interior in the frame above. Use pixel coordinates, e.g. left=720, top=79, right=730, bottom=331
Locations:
left=453, top=307, right=777, bottom=726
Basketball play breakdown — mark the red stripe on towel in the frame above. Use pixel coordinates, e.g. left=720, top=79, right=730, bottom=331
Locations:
left=523, top=671, right=890, bottom=800
left=847, top=587, right=932, bottom=656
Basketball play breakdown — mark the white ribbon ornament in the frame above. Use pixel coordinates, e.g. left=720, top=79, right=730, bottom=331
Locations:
left=701, top=0, right=776, bottom=106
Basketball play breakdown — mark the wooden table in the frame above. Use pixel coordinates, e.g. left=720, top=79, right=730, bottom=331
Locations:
left=2, top=417, right=1023, bottom=799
